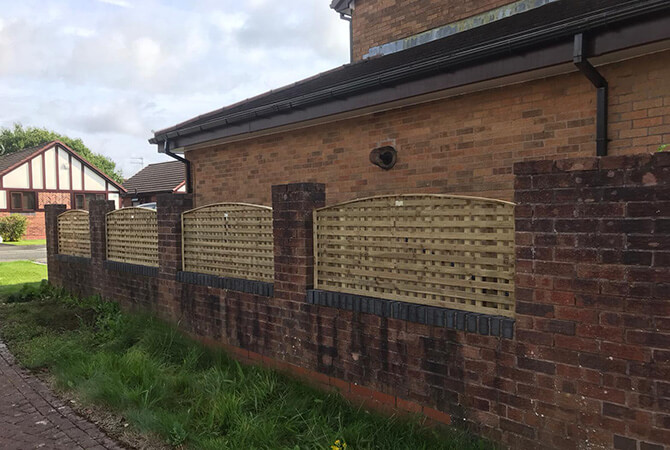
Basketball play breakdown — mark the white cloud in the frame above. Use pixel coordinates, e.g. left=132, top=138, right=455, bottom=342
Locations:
left=0, top=0, right=350, bottom=177
left=97, top=0, right=132, bottom=8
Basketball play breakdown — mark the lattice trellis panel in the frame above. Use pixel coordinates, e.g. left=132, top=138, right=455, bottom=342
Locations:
left=182, top=203, right=274, bottom=282
left=314, top=195, right=516, bottom=317
left=57, top=210, right=90, bottom=258
left=106, top=207, right=158, bottom=267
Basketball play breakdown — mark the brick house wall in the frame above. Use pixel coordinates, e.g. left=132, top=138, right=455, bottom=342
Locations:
left=0, top=192, right=71, bottom=240
left=46, top=151, right=670, bottom=449
left=351, top=0, right=520, bottom=61
left=188, top=51, right=670, bottom=208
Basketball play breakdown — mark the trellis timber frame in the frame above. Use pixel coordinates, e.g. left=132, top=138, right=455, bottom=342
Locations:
left=181, top=203, right=274, bottom=282
left=313, top=194, right=516, bottom=317
left=57, top=209, right=91, bottom=258
left=106, top=207, right=158, bottom=267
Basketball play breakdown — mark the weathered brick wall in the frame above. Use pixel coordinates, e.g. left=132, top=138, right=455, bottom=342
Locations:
left=512, top=152, right=669, bottom=449
left=46, top=153, right=670, bottom=449
left=188, top=51, right=670, bottom=209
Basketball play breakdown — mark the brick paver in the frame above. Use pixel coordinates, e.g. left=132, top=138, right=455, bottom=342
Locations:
left=0, top=342, right=124, bottom=449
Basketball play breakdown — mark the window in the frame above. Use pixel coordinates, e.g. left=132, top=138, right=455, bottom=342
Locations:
left=75, top=193, right=106, bottom=210
left=10, top=192, right=36, bottom=211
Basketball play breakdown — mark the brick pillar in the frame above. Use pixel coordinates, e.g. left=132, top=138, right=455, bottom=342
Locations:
left=157, top=193, right=193, bottom=280
left=272, top=183, right=326, bottom=301
left=44, top=204, right=67, bottom=281
left=88, top=199, right=115, bottom=262
left=512, top=153, right=670, bottom=450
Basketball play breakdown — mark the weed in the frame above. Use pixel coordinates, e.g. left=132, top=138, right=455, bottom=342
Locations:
left=0, top=284, right=493, bottom=450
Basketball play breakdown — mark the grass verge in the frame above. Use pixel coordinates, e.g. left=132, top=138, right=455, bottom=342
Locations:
left=1, top=239, right=47, bottom=246
left=0, top=284, right=492, bottom=450
left=0, top=260, right=47, bottom=299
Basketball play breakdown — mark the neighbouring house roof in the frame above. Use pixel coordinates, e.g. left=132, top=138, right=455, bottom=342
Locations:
left=0, top=145, right=46, bottom=174
left=150, top=0, right=670, bottom=150
left=0, top=141, right=126, bottom=192
left=122, top=161, right=186, bottom=195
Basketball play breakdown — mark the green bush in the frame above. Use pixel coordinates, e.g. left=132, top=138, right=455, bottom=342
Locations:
left=0, top=214, right=28, bottom=242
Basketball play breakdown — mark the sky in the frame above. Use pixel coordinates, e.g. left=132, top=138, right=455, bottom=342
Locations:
left=0, top=0, right=350, bottom=177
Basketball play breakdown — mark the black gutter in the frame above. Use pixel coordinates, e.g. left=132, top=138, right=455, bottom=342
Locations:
left=574, top=33, right=609, bottom=156
left=163, top=140, right=192, bottom=194
left=151, top=0, right=670, bottom=146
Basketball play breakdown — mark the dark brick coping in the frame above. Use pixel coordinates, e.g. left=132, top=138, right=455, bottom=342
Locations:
left=307, top=290, right=514, bottom=339
left=55, top=254, right=91, bottom=265
left=103, top=260, right=159, bottom=277
left=177, top=271, right=274, bottom=297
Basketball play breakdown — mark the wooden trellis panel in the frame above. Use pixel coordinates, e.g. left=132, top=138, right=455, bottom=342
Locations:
left=106, top=207, right=158, bottom=267
left=182, top=203, right=274, bottom=282
left=57, top=210, right=90, bottom=258
left=314, top=195, right=516, bottom=317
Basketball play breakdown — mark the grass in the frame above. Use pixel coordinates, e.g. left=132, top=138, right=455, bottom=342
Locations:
left=0, top=261, right=47, bottom=298
left=1, top=239, right=47, bottom=246
left=0, top=284, right=493, bottom=450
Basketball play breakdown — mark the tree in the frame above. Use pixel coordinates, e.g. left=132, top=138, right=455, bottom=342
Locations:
left=0, top=123, right=123, bottom=184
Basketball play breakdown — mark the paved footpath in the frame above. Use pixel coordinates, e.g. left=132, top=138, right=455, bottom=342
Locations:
left=0, top=342, right=124, bottom=449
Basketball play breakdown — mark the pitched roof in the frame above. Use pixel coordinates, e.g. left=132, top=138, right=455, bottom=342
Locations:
left=0, top=141, right=126, bottom=192
left=122, top=161, right=185, bottom=194
left=151, top=0, right=670, bottom=147
left=0, top=144, right=48, bottom=174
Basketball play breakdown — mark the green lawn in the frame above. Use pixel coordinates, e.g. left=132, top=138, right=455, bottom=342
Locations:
left=1, top=239, right=47, bottom=246
left=0, top=285, right=492, bottom=450
left=0, top=261, right=47, bottom=298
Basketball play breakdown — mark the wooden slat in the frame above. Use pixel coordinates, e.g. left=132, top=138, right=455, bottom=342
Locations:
left=182, top=203, right=273, bottom=282
left=106, top=207, right=158, bottom=267
left=57, top=210, right=90, bottom=258
left=314, top=194, right=516, bottom=318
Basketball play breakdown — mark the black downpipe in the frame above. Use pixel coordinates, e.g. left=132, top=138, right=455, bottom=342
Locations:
left=164, top=140, right=192, bottom=194
left=573, top=33, right=608, bottom=157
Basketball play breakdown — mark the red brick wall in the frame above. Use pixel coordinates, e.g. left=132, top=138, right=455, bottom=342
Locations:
left=38, top=192, right=71, bottom=210
left=188, top=52, right=670, bottom=208
left=45, top=153, right=670, bottom=449
left=351, top=0, right=516, bottom=61
left=0, top=192, right=70, bottom=240
left=512, top=153, right=670, bottom=449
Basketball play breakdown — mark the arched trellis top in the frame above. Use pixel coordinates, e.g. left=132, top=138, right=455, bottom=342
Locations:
left=182, top=202, right=272, bottom=217
left=57, top=209, right=90, bottom=218
left=181, top=202, right=274, bottom=283
left=57, top=209, right=91, bottom=258
left=313, top=194, right=516, bottom=318
left=105, top=206, right=157, bottom=218
left=314, top=193, right=515, bottom=212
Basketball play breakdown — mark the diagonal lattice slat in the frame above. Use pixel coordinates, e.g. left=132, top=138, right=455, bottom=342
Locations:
left=57, top=210, right=90, bottom=258
left=314, top=195, right=515, bottom=317
left=106, top=207, right=158, bottom=267
left=182, top=203, right=274, bottom=282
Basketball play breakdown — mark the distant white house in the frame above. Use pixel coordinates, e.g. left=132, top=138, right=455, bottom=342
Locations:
left=0, top=140, right=126, bottom=239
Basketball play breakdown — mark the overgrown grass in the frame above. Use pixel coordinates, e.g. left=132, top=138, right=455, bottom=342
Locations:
left=0, top=260, right=47, bottom=298
left=1, top=239, right=47, bottom=246
left=0, top=284, right=493, bottom=450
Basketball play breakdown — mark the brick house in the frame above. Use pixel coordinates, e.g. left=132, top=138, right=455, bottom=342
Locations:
left=150, top=0, right=670, bottom=208
left=0, top=141, right=124, bottom=239
left=121, top=161, right=186, bottom=207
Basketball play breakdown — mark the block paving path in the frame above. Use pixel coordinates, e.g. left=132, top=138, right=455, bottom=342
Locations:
left=0, top=341, right=124, bottom=449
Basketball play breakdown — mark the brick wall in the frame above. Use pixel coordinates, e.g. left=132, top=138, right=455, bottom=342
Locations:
left=46, top=152, right=670, bottom=448
left=512, top=153, right=669, bottom=449
left=188, top=51, right=670, bottom=209
left=351, top=0, right=516, bottom=61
